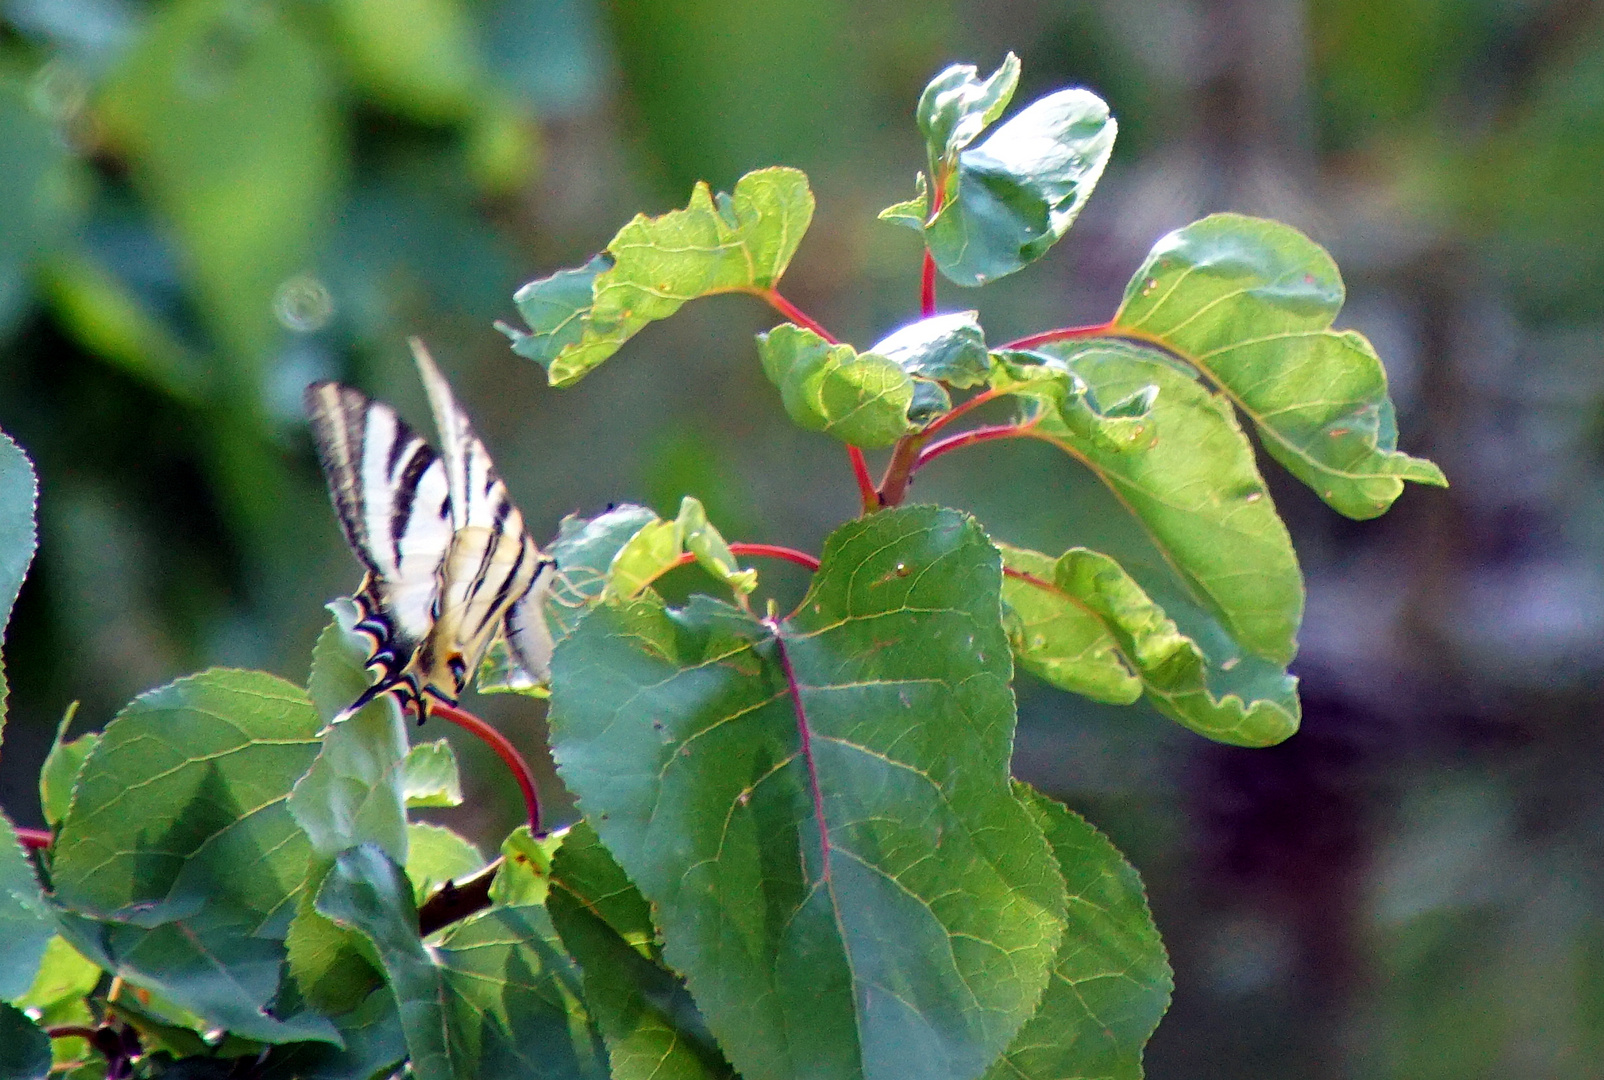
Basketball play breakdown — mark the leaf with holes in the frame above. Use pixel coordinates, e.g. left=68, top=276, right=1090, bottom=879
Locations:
left=1112, top=214, right=1446, bottom=518
left=549, top=504, right=1067, bottom=1080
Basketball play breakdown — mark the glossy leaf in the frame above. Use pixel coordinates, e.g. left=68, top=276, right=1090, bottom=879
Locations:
left=757, top=322, right=920, bottom=447
left=549, top=505, right=1067, bottom=1080
left=884, top=77, right=1116, bottom=287
left=548, top=823, right=734, bottom=1080
left=402, top=740, right=463, bottom=809
left=1113, top=213, right=1447, bottom=518
left=0, top=1002, right=49, bottom=1080
left=915, top=55, right=1021, bottom=178
left=38, top=704, right=95, bottom=829
left=405, top=823, right=483, bottom=904
left=870, top=311, right=990, bottom=388
left=505, top=168, right=814, bottom=386
left=996, top=543, right=1139, bottom=706
left=1009, top=341, right=1305, bottom=674
left=316, top=844, right=605, bottom=1080
left=983, top=786, right=1172, bottom=1080
left=0, top=430, right=37, bottom=738
left=0, top=813, right=52, bottom=1001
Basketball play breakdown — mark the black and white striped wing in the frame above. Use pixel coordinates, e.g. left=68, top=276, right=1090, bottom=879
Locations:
left=305, top=381, right=454, bottom=662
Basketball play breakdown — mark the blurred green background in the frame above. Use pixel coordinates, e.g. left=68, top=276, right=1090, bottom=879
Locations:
left=2, top=0, right=1602, bottom=1076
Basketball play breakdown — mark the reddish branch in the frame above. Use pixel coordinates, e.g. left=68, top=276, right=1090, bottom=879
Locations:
left=728, top=542, right=821, bottom=572
left=416, top=859, right=501, bottom=937
left=1000, top=321, right=1115, bottom=351
left=916, top=421, right=1039, bottom=469
left=920, top=177, right=946, bottom=318
left=764, top=620, right=832, bottom=885
left=428, top=701, right=541, bottom=835
left=755, top=289, right=837, bottom=343
left=16, top=826, right=51, bottom=850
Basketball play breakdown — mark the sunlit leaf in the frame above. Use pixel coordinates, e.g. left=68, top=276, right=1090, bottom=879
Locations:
left=676, top=497, right=756, bottom=597
left=603, top=518, right=679, bottom=601
left=488, top=825, right=564, bottom=908
left=285, top=904, right=382, bottom=1018
left=0, top=813, right=52, bottom=1001
left=504, top=168, right=814, bottom=386
left=996, top=543, right=1139, bottom=706
left=757, top=322, right=920, bottom=447
left=991, top=349, right=1156, bottom=453
left=870, top=311, right=990, bottom=388
left=402, top=740, right=463, bottom=809
left=549, top=505, right=1067, bottom=1080
left=915, top=54, right=1021, bottom=178
left=9, top=937, right=100, bottom=1069
left=1113, top=214, right=1447, bottom=518
left=405, top=823, right=483, bottom=904
left=0, top=1002, right=49, bottom=1080
left=983, top=786, right=1172, bottom=1080
left=38, top=704, right=95, bottom=829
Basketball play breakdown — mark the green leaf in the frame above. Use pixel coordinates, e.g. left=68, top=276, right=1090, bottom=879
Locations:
left=676, top=497, right=757, bottom=597
left=602, top=518, right=681, bottom=602
left=488, top=826, right=565, bottom=908
left=991, top=349, right=1157, bottom=453
left=328, top=0, right=485, bottom=123
left=870, top=311, right=990, bottom=388
left=258, top=987, right=407, bottom=1080
left=1007, top=341, right=1305, bottom=675
left=885, top=82, right=1116, bottom=287
left=548, top=824, right=734, bottom=1080
left=39, top=704, right=96, bottom=830
left=983, top=786, right=1172, bottom=1080
left=315, top=845, right=605, bottom=1080
left=0, top=813, right=53, bottom=1001
left=757, top=322, right=920, bottom=447
left=1112, top=213, right=1447, bottom=518
left=99, top=0, right=341, bottom=365
left=996, top=543, right=1140, bottom=706
left=11, top=936, right=102, bottom=1014
left=549, top=505, right=1067, bottom=1080
left=505, top=167, right=815, bottom=386
left=405, top=823, right=484, bottom=904
left=49, top=669, right=332, bottom=1043
left=285, top=905, right=383, bottom=1018
left=544, top=504, right=660, bottom=639
left=402, top=740, right=463, bottom=809
left=0, top=430, right=38, bottom=740
left=916, top=55, right=1022, bottom=177
left=307, top=599, right=377, bottom=723
left=0, top=1002, right=49, bottom=1080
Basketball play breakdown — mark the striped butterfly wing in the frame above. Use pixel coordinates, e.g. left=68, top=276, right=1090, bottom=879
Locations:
left=305, top=381, right=454, bottom=682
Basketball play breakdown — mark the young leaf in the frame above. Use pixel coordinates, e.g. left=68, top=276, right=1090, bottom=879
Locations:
left=504, top=167, right=814, bottom=386
left=405, top=823, right=484, bottom=904
left=548, top=824, right=734, bottom=1080
left=544, top=504, right=660, bottom=638
left=0, top=813, right=53, bottom=1001
left=676, top=497, right=757, bottom=597
left=1113, top=213, right=1447, bottom=518
left=488, top=825, right=564, bottom=908
left=316, top=844, right=605, bottom=1080
left=916, top=54, right=1022, bottom=177
left=602, top=518, right=680, bottom=601
left=0, top=1002, right=49, bottom=1080
left=983, top=786, right=1172, bottom=1080
left=991, top=349, right=1157, bottom=453
left=757, top=323, right=921, bottom=447
left=1005, top=341, right=1305, bottom=671
left=548, top=505, right=1068, bottom=1080
left=0, top=430, right=38, bottom=742
left=869, top=311, right=990, bottom=388
left=884, top=77, right=1116, bottom=287
left=38, top=704, right=96, bottom=830
left=402, top=740, right=463, bottom=808
left=996, top=543, right=1140, bottom=706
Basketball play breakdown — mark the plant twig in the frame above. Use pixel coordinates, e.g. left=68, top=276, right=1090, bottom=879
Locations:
left=15, top=826, right=52, bottom=850
left=847, top=446, right=878, bottom=512
left=754, top=289, right=838, bottom=343
left=1000, top=321, right=1116, bottom=351
left=920, top=251, right=938, bottom=318
left=428, top=701, right=541, bottom=834
left=916, top=421, right=1039, bottom=469
left=416, top=858, right=502, bottom=937
left=875, top=432, right=928, bottom=509
left=917, top=387, right=1006, bottom=442
left=728, top=542, right=822, bottom=572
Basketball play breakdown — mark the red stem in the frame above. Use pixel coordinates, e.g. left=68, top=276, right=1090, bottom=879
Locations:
left=1000, top=321, right=1116, bottom=351
left=428, top=701, right=541, bottom=834
left=756, top=289, right=838, bottom=343
left=847, top=446, right=878, bottom=512
left=917, top=387, right=1005, bottom=442
left=47, top=1026, right=99, bottom=1041
left=16, top=826, right=51, bottom=850
left=916, top=421, right=1039, bottom=469
left=728, top=542, right=822, bottom=572
left=920, top=251, right=938, bottom=318
left=764, top=619, right=831, bottom=885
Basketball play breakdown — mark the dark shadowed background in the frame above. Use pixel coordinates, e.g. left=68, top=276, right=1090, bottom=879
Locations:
left=2, top=1, right=1602, bottom=1076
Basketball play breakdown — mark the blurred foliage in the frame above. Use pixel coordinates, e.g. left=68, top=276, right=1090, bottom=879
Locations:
left=0, top=0, right=1601, bottom=1077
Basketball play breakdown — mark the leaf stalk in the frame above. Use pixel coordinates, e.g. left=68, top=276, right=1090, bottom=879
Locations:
left=428, top=701, right=542, bottom=835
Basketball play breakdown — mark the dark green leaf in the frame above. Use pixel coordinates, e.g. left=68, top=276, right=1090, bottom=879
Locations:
left=288, top=690, right=409, bottom=868
left=285, top=905, right=383, bottom=1018
left=504, top=168, right=814, bottom=386
left=404, top=823, right=483, bottom=904
left=0, top=1002, right=49, bottom=1080
left=316, top=845, right=605, bottom=1080
left=885, top=84, right=1116, bottom=287
left=870, top=311, right=990, bottom=388
left=0, top=430, right=38, bottom=739
left=0, top=813, right=53, bottom=1001
left=402, top=741, right=462, bottom=809
left=916, top=55, right=1021, bottom=177
left=1113, top=213, right=1447, bottom=518
left=258, top=986, right=407, bottom=1080
left=983, top=786, right=1172, bottom=1080
left=757, top=322, right=920, bottom=447
left=996, top=543, right=1139, bottom=706
left=549, top=505, right=1067, bottom=1080
left=39, top=704, right=96, bottom=830
left=548, top=824, right=733, bottom=1080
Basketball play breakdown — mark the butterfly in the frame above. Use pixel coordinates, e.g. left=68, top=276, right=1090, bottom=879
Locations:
left=305, top=339, right=555, bottom=723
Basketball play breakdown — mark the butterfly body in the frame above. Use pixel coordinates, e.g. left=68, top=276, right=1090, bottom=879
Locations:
left=306, top=341, right=553, bottom=722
